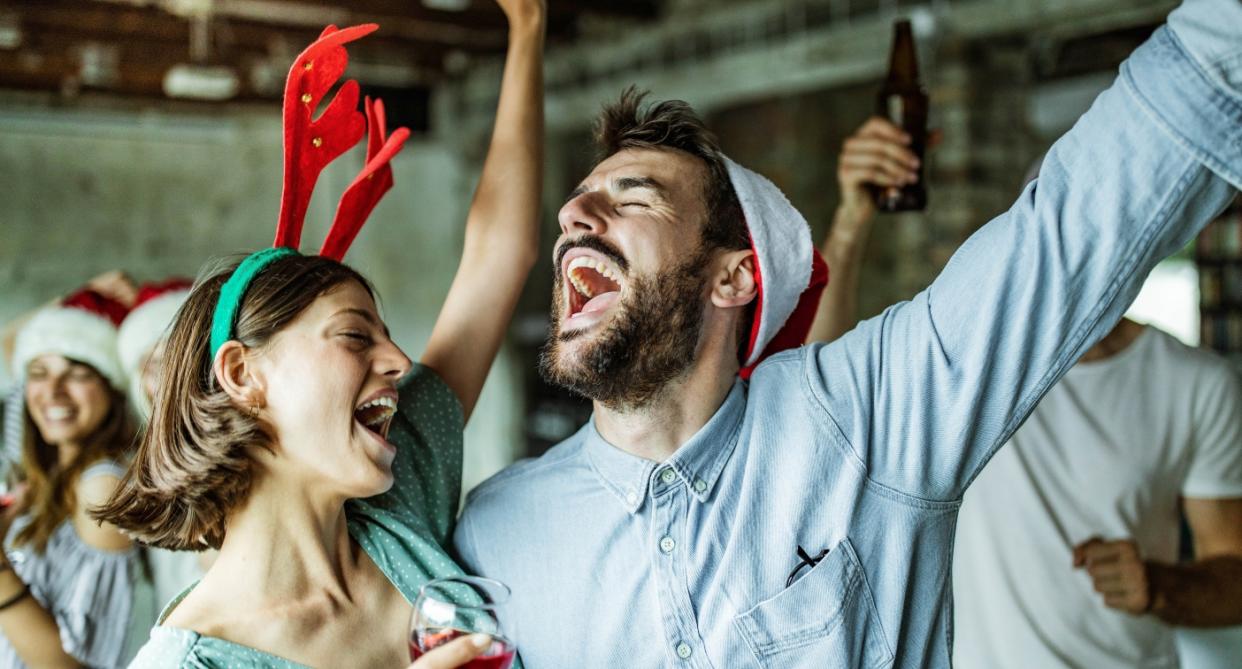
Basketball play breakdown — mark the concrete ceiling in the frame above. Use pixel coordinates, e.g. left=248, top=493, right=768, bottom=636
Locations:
left=0, top=0, right=661, bottom=102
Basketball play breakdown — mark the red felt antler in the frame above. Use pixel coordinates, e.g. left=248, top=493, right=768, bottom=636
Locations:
left=273, top=24, right=378, bottom=250
left=319, top=97, right=411, bottom=260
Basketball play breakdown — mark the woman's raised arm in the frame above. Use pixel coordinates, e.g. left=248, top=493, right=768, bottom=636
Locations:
left=420, top=0, right=545, bottom=421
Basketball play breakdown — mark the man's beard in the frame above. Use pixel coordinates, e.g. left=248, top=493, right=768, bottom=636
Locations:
left=539, top=248, right=710, bottom=411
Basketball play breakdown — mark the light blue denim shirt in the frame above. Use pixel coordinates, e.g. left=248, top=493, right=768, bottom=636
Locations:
left=456, top=4, right=1242, bottom=667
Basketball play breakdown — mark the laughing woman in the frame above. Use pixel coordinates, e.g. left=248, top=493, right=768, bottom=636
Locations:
left=92, top=1, right=545, bottom=667
left=1, top=287, right=156, bottom=668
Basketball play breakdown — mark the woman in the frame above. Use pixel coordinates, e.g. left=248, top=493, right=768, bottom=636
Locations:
left=0, top=286, right=156, bottom=668
left=116, top=278, right=212, bottom=611
left=94, top=0, right=545, bottom=667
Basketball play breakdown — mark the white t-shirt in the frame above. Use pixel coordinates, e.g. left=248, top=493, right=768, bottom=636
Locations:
left=952, top=326, right=1242, bottom=669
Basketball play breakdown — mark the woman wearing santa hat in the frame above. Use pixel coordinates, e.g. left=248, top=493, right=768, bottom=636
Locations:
left=0, top=285, right=157, bottom=668
left=117, top=278, right=215, bottom=615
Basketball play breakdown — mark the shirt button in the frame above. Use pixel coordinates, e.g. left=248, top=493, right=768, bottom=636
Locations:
left=625, top=490, right=638, bottom=505
left=676, top=642, right=692, bottom=659
left=693, top=479, right=707, bottom=493
left=660, top=468, right=677, bottom=484
left=659, top=536, right=676, bottom=553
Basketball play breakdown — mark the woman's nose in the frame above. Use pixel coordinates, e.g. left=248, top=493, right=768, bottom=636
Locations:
left=379, top=341, right=413, bottom=380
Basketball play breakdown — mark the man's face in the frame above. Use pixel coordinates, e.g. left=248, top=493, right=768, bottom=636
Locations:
left=541, top=147, right=717, bottom=408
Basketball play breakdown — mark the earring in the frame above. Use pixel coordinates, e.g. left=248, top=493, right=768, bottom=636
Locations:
left=249, top=404, right=260, bottom=419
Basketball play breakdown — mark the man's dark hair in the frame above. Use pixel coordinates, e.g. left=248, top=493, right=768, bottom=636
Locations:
left=594, top=87, right=749, bottom=253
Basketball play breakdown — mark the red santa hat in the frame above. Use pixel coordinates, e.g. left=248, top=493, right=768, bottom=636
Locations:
left=12, top=288, right=130, bottom=392
left=118, top=278, right=192, bottom=418
left=724, top=157, right=830, bottom=379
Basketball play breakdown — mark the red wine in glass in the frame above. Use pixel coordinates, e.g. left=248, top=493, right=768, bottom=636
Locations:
left=408, top=628, right=516, bottom=669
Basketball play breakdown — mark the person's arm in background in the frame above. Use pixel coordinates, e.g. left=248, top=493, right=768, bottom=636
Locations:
left=0, top=505, right=81, bottom=668
left=1074, top=361, right=1242, bottom=626
left=807, top=117, right=922, bottom=344
left=1, top=271, right=137, bottom=372
left=419, top=0, right=545, bottom=422
left=808, top=0, right=1242, bottom=502
left=1073, top=500, right=1242, bottom=626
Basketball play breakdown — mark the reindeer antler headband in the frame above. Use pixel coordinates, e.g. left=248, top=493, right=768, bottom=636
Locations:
left=210, top=24, right=410, bottom=358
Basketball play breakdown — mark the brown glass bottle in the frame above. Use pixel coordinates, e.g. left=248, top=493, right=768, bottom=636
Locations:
left=871, top=20, right=928, bottom=212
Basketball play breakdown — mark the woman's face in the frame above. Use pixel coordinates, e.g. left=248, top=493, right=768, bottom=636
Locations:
left=252, top=280, right=412, bottom=498
left=25, top=355, right=114, bottom=448
left=140, top=339, right=166, bottom=406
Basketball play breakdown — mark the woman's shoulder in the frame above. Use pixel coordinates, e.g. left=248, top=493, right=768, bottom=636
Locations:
left=80, top=457, right=128, bottom=482
left=128, top=627, right=208, bottom=668
left=130, top=626, right=306, bottom=669
left=397, top=362, right=464, bottom=434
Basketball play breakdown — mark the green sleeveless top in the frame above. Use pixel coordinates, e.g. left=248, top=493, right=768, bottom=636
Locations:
left=129, top=364, right=469, bottom=668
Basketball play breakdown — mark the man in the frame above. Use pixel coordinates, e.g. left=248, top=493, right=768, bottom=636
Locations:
left=812, top=116, right=1242, bottom=667
left=455, top=2, right=1242, bottom=666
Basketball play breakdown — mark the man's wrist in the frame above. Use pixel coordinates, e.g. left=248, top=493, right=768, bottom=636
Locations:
left=1143, top=560, right=1172, bottom=616
left=829, top=204, right=875, bottom=250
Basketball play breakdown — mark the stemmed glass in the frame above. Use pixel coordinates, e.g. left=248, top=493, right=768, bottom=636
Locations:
left=409, top=576, right=517, bottom=669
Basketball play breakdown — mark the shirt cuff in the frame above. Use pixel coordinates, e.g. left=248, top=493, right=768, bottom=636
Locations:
left=1123, top=24, right=1242, bottom=191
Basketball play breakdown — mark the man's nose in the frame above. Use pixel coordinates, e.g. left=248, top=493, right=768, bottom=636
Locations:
left=557, top=192, right=609, bottom=236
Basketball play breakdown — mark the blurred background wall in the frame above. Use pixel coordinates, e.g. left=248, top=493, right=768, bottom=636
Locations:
left=0, top=0, right=1237, bottom=660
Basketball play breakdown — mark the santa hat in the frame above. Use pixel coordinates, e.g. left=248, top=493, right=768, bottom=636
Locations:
left=725, top=156, right=830, bottom=379
left=118, top=278, right=192, bottom=418
left=12, top=288, right=130, bottom=392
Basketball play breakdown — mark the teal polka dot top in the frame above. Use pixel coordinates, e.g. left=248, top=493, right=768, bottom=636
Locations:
left=129, top=364, right=472, bottom=668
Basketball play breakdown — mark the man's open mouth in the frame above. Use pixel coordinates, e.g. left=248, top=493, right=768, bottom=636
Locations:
left=565, top=253, right=624, bottom=320
left=354, top=394, right=397, bottom=441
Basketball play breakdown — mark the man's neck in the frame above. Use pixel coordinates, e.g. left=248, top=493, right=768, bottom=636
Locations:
left=1078, top=318, right=1146, bottom=363
left=592, top=352, right=738, bottom=463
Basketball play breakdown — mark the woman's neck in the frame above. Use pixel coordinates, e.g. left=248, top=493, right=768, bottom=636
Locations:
left=55, top=441, right=81, bottom=468
left=205, top=474, right=358, bottom=605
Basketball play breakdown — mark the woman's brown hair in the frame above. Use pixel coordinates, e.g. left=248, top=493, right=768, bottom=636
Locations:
left=16, top=377, right=133, bottom=553
left=92, top=254, right=371, bottom=550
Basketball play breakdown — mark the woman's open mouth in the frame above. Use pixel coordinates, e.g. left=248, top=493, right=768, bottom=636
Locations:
left=565, top=254, right=624, bottom=322
left=354, top=394, right=397, bottom=441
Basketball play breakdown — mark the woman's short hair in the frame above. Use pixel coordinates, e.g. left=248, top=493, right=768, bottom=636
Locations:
left=92, top=254, right=371, bottom=550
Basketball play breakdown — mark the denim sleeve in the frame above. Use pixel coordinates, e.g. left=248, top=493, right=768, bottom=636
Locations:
left=808, top=3, right=1242, bottom=502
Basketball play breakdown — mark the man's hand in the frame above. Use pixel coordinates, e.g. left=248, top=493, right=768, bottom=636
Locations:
left=1073, top=537, right=1152, bottom=615
left=407, top=634, right=492, bottom=669
left=837, top=117, right=922, bottom=218
left=495, top=0, right=545, bottom=30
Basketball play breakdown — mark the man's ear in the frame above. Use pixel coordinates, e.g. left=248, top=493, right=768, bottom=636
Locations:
left=711, top=249, right=758, bottom=309
left=212, top=341, right=266, bottom=412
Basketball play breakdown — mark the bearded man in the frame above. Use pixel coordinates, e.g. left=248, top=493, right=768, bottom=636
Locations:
left=454, top=2, right=1242, bottom=666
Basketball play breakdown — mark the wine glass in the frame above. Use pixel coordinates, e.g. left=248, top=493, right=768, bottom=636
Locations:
left=409, top=576, right=517, bottom=669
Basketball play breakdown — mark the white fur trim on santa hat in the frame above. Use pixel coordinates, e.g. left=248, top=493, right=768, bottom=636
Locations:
left=723, top=156, right=814, bottom=367
left=118, top=289, right=189, bottom=419
left=12, top=306, right=127, bottom=392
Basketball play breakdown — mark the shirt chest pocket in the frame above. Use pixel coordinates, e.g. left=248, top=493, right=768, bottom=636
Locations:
left=732, top=538, right=893, bottom=669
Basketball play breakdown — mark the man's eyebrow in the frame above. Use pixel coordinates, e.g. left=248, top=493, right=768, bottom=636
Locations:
left=565, top=184, right=588, bottom=203
left=613, top=176, right=669, bottom=199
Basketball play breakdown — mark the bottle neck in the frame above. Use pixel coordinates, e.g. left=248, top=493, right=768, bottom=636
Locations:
left=886, top=21, right=920, bottom=85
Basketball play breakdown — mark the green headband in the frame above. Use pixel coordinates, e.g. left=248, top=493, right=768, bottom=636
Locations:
left=210, top=247, right=299, bottom=358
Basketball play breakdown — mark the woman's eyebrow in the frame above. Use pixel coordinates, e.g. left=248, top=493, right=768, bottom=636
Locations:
left=331, top=307, right=390, bottom=335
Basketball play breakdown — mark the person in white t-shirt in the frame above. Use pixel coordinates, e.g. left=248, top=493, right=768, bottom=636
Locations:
left=810, top=116, right=1242, bottom=668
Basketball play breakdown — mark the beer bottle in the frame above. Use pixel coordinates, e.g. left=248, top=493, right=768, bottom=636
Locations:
left=872, top=19, right=928, bottom=212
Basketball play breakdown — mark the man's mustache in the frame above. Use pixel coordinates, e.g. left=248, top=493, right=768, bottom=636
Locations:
left=553, top=235, right=630, bottom=275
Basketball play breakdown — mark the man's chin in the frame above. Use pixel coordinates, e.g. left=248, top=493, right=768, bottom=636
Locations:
left=558, top=307, right=615, bottom=340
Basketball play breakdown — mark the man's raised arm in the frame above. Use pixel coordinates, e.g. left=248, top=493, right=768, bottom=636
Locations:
left=806, top=0, right=1242, bottom=501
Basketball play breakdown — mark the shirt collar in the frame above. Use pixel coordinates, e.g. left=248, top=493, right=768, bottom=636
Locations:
left=584, top=379, right=748, bottom=514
